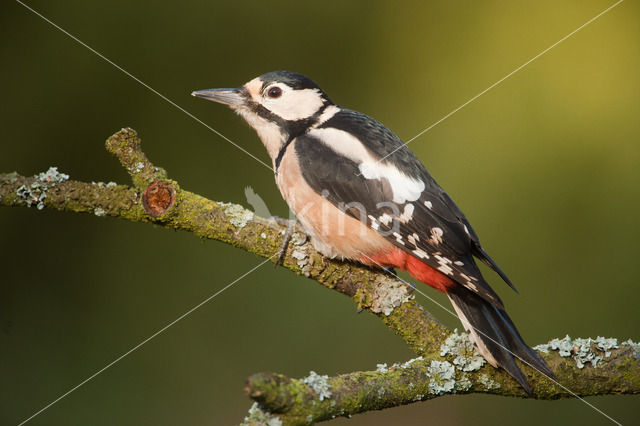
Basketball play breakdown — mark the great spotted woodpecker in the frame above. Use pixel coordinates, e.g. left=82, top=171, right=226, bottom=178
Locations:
left=193, top=71, right=554, bottom=393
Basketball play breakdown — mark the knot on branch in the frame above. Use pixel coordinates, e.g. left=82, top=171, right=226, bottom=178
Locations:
left=142, top=180, right=176, bottom=218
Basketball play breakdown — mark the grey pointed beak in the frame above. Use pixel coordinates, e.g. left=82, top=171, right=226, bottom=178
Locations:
left=191, top=88, right=246, bottom=108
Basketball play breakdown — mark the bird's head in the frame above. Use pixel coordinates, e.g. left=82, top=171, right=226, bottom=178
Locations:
left=193, top=71, right=335, bottom=161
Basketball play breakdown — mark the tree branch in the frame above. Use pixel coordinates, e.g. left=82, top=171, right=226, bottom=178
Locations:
left=242, top=336, right=640, bottom=424
left=2, top=128, right=638, bottom=425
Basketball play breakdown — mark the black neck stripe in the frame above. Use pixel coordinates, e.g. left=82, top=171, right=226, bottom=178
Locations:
left=273, top=103, right=330, bottom=175
left=274, top=134, right=295, bottom=174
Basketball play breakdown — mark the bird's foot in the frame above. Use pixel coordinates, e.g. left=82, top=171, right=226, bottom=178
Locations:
left=271, top=217, right=303, bottom=267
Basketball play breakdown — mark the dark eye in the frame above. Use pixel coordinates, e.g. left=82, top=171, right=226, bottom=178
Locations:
left=267, top=86, right=282, bottom=98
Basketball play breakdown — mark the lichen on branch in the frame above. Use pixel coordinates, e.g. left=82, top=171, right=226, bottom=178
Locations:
left=242, top=334, right=640, bottom=425
left=2, top=128, right=639, bottom=426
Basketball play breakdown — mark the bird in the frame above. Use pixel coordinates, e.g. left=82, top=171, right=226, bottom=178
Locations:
left=192, top=70, right=554, bottom=393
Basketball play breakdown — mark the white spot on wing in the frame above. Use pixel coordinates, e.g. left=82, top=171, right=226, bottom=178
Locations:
left=435, top=254, right=453, bottom=275
left=368, top=215, right=380, bottom=231
left=393, top=232, right=405, bottom=245
left=437, top=264, right=454, bottom=275
left=399, top=204, right=414, bottom=223
left=413, top=248, right=429, bottom=259
left=424, top=200, right=433, bottom=209
left=379, top=213, right=393, bottom=226
left=428, top=227, right=444, bottom=245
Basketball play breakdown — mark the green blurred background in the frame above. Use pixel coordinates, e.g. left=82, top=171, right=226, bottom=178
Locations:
left=1, top=1, right=639, bottom=424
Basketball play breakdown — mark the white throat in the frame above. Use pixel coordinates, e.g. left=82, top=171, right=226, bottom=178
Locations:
left=236, top=109, right=287, bottom=165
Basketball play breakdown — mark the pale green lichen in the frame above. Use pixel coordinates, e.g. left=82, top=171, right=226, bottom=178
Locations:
left=621, top=339, right=640, bottom=359
left=455, top=373, right=473, bottom=392
left=290, top=232, right=311, bottom=272
left=2, top=171, right=19, bottom=184
left=370, top=277, right=414, bottom=316
left=291, top=247, right=308, bottom=269
left=37, top=166, right=69, bottom=184
left=16, top=166, right=69, bottom=210
left=241, top=402, right=282, bottom=426
left=534, top=335, right=619, bottom=369
left=91, top=181, right=117, bottom=188
left=290, top=236, right=309, bottom=270
left=400, top=356, right=423, bottom=369
left=440, top=330, right=485, bottom=372
left=222, top=203, right=254, bottom=228
left=302, top=371, right=332, bottom=401
left=479, top=373, right=500, bottom=390
left=427, top=360, right=455, bottom=395
left=291, top=231, right=306, bottom=246
left=94, top=207, right=106, bottom=217
left=130, top=161, right=144, bottom=174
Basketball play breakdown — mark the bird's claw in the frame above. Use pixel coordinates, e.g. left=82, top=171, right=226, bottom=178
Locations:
left=273, top=217, right=299, bottom=267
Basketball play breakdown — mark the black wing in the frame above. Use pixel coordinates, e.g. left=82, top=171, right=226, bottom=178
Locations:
left=296, top=109, right=515, bottom=307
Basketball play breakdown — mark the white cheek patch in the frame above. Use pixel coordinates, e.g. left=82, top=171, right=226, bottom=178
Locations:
left=261, top=87, right=325, bottom=121
left=309, top=127, right=425, bottom=204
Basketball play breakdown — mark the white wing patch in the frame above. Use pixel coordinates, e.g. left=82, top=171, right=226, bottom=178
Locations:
left=359, top=162, right=425, bottom=204
left=309, top=127, right=425, bottom=204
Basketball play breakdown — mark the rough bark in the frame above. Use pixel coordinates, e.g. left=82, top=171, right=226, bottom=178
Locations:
left=2, top=128, right=638, bottom=426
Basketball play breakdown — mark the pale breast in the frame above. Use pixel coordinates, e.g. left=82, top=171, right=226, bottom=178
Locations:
left=276, top=141, right=394, bottom=260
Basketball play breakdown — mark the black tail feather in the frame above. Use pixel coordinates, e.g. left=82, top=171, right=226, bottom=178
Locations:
left=447, top=287, right=555, bottom=394
left=472, top=244, right=519, bottom=294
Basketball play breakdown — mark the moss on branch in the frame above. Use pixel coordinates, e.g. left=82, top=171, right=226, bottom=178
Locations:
left=2, top=128, right=639, bottom=426
left=0, top=128, right=448, bottom=355
left=243, top=338, right=640, bottom=425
